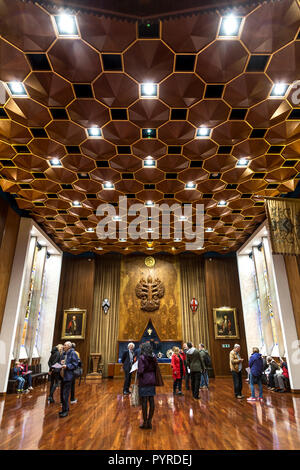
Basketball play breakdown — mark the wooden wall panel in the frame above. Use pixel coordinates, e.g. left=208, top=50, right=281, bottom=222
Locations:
left=53, top=255, right=95, bottom=374
left=0, top=199, right=20, bottom=332
left=204, top=256, right=247, bottom=376
left=119, top=254, right=181, bottom=341
left=284, top=255, right=300, bottom=340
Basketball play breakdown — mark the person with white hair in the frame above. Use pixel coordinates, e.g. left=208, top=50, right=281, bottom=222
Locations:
left=121, top=342, right=137, bottom=395
left=59, top=341, right=79, bottom=418
left=229, top=344, right=244, bottom=399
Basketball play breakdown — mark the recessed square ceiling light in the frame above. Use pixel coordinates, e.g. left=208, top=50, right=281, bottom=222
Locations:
left=145, top=200, right=155, bottom=207
left=141, top=83, right=158, bottom=97
left=196, top=127, right=211, bottom=138
left=142, top=128, right=157, bottom=139
left=103, top=182, right=114, bottom=190
left=49, top=158, right=62, bottom=167
left=270, top=83, right=289, bottom=97
left=143, top=157, right=156, bottom=168
left=54, top=14, right=79, bottom=36
left=217, top=200, right=227, bottom=207
left=236, top=158, right=249, bottom=167
left=219, top=15, right=243, bottom=37
left=185, top=182, right=196, bottom=189
left=7, top=81, right=27, bottom=97
left=87, top=127, right=102, bottom=138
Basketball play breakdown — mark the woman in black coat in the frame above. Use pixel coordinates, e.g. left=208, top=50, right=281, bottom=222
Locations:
left=137, top=342, right=158, bottom=429
left=48, top=344, right=64, bottom=403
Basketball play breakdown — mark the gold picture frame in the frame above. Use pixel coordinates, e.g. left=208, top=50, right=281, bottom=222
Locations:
left=61, top=308, right=87, bottom=340
left=213, top=307, right=239, bottom=339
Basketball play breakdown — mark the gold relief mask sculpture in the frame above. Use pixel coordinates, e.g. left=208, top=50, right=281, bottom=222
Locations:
left=136, top=275, right=165, bottom=312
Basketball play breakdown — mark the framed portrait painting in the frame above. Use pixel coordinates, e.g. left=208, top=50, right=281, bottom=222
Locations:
left=213, top=307, right=239, bottom=339
left=61, top=308, right=87, bottom=340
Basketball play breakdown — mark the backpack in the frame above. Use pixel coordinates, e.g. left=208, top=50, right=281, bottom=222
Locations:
left=203, top=351, right=212, bottom=368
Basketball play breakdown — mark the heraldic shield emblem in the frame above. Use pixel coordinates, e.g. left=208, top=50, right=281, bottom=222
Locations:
left=190, top=298, right=198, bottom=313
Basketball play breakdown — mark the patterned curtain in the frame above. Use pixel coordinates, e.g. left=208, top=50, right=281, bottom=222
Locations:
left=265, top=197, right=300, bottom=255
left=179, top=254, right=210, bottom=351
left=90, top=254, right=121, bottom=377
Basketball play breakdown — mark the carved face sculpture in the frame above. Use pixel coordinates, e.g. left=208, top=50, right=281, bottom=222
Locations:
left=136, top=275, right=165, bottom=311
left=102, top=298, right=110, bottom=314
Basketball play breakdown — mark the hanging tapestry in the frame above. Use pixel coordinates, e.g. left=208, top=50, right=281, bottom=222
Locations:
left=265, top=197, right=300, bottom=255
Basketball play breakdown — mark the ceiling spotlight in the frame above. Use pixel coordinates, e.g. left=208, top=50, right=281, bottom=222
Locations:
left=54, top=14, right=79, bottom=36
left=85, top=228, right=95, bottom=233
left=205, top=227, right=214, bottom=232
left=103, top=182, right=114, bottom=190
left=178, top=215, right=188, bottom=221
left=95, top=247, right=103, bottom=250
left=112, top=216, right=122, bottom=221
left=186, top=182, right=196, bottom=189
left=174, top=238, right=182, bottom=242
left=219, top=15, right=242, bottom=37
left=49, top=158, right=62, bottom=167
left=87, top=127, right=102, bottom=138
left=217, top=200, right=227, bottom=207
left=146, top=228, right=154, bottom=233
left=141, top=83, right=158, bottom=97
left=145, top=200, right=155, bottom=207
left=119, top=238, right=126, bottom=242
left=236, top=158, right=249, bottom=167
left=270, top=83, right=289, bottom=97
left=72, top=200, right=81, bottom=207
left=143, top=157, right=156, bottom=168
left=142, top=128, right=156, bottom=139
left=7, top=81, right=27, bottom=97
left=196, top=127, right=211, bottom=138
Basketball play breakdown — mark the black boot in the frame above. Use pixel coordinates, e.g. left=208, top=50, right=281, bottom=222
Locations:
left=147, top=396, right=155, bottom=429
left=140, top=397, right=148, bottom=429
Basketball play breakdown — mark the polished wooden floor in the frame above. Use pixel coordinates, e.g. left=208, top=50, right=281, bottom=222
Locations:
left=1, top=378, right=300, bottom=450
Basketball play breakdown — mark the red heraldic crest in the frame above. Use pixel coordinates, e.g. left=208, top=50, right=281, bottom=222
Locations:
left=190, top=298, right=198, bottom=313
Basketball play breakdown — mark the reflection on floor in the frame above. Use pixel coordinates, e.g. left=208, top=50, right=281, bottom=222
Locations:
left=0, top=378, right=300, bottom=450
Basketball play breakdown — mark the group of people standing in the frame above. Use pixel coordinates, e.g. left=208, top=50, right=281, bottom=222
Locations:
left=121, top=341, right=211, bottom=429
left=121, top=341, right=290, bottom=429
left=230, top=344, right=289, bottom=401
left=47, top=341, right=81, bottom=418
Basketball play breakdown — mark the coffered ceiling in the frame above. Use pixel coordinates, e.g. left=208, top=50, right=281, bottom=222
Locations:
left=0, top=0, right=299, bottom=255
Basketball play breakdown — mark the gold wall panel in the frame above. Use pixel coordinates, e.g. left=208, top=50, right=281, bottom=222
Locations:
left=119, top=254, right=181, bottom=341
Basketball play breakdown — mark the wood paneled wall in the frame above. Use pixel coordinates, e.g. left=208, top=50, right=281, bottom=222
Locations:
left=204, top=256, right=248, bottom=377
left=53, top=255, right=95, bottom=374
left=0, top=198, right=20, bottom=332
left=284, top=255, right=300, bottom=340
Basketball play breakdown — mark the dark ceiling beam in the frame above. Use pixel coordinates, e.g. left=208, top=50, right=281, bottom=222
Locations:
left=25, top=0, right=281, bottom=21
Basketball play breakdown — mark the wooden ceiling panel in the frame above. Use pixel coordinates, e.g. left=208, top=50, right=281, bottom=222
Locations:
left=0, top=0, right=299, bottom=255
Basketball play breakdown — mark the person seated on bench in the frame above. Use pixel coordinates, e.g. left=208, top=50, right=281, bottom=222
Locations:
left=274, top=360, right=289, bottom=393
left=20, top=359, right=33, bottom=390
left=12, top=362, right=29, bottom=394
left=265, top=356, right=280, bottom=391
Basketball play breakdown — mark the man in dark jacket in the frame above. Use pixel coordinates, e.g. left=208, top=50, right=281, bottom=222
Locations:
left=247, top=347, right=264, bottom=402
left=182, top=343, right=190, bottom=390
left=186, top=342, right=205, bottom=399
left=48, top=344, right=63, bottom=403
left=59, top=341, right=79, bottom=417
left=121, top=342, right=136, bottom=395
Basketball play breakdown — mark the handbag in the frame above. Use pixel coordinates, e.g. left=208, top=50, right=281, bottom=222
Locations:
left=73, top=367, right=83, bottom=378
left=155, top=363, right=164, bottom=387
left=130, top=372, right=140, bottom=406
